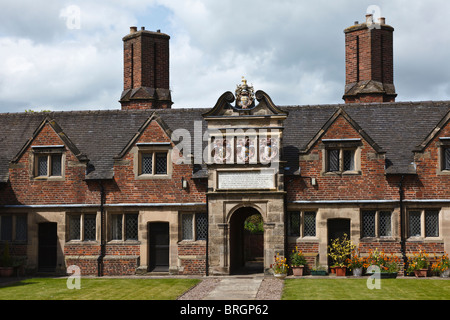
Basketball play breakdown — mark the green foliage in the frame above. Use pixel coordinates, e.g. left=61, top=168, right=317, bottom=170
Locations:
left=1, top=241, right=12, bottom=267
left=244, top=214, right=264, bottom=234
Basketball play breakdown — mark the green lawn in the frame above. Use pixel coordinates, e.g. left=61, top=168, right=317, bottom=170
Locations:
left=282, top=278, right=450, bottom=300
left=0, top=278, right=200, bottom=300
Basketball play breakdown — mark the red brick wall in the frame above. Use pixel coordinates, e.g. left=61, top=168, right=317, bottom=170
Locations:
left=178, top=242, right=207, bottom=275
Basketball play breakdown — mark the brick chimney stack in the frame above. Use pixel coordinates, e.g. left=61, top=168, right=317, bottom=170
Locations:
left=343, top=14, right=397, bottom=103
left=120, top=27, right=172, bottom=110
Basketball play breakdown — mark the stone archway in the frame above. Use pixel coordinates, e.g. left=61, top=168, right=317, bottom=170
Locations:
left=229, top=207, right=264, bottom=274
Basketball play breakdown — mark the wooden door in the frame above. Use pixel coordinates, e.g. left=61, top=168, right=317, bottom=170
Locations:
left=148, top=222, right=169, bottom=272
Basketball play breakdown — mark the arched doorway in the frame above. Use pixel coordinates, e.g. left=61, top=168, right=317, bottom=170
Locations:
left=229, top=207, right=264, bottom=274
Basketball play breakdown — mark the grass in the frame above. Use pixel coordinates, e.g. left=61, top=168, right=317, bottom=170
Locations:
left=0, top=277, right=200, bottom=300
left=282, top=278, right=450, bottom=300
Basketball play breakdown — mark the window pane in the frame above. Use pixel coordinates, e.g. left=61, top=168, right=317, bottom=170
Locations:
left=84, top=214, right=96, bottom=241
left=445, top=148, right=450, bottom=170
left=362, top=211, right=376, bottom=237
left=343, top=150, right=354, bottom=171
left=51, top=154, right=62, bottom=176
left=409, top=211, right=421, bottom=237
left=379, top=211, right=392, bottom=237
left=287, top=212, right=300, bottom=237
left=195, top=213, right=208, bottom=240
left=142, top=153, right=153, bottom=174
left=328, top=149, right=340, bottom=172
left=304, top=211, right=316, bottom=237
left=155, top=153, right=167, bottom=174
left=15, top=215, right=27, bottom=241
left=37, top=156, right=48, bottom=176
left=425, top=210, right=439, bottom=237
left=111, top=214, right=122, bottom=240
left=125, top=214, right=138, bottom=240
left=182, top=214, right=193, bottom=240
left=69, top=215, right=81, bottom=240
left=0, top=215, right=13, bottom=241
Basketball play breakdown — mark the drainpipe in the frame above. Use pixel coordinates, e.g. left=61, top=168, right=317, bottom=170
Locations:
left=97, top=182, right=106, bottom=277
left=398, top=175, right=407, bottom=276
left=205, top=193, right=209, bottom=276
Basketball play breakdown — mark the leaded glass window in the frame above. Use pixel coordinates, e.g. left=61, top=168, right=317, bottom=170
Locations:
left=155, top=153, right=167, bottom=174
left=182, top=214, right=193, bottom=240
left=125, top=214, right=138, bottom=240
left=304, top=211, right=316, bottom=237
left=69, top=215, right=81, bottom=240
left=111, top=214, right=123, bottom=240
left=142, top=153, right=153, bottom=174
left=343, top=150, right=355, bottom=171
left=327, top=149, right=340, bottom=172
left=287, top=212, right=300, bottom=237
left=425, top=210, right=439, bottom=237
left=409, top=211, right=421, bottom=237
left=15, top=215, right=27, bottom=241
left=379, top=211, right=392, bottom=237
left=37, top=156, right=48, bottom=176
left=84, top=214, right=96, bottom=241
left=444, top=147, right=450, bottom=170
left=51, top=154, right=62, bottom=176
left=195, top=213, right=208, bottom=240
left=362, top=211, right=376, bottom=237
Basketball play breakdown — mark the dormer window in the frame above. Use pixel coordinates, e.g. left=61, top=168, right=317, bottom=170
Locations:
left=438, top=138, right=450, bottom=173
left=32, top=145, right=64, bottom=179
left=134, top=143, right=172, bottom=179
left=322, top=139, right=361, bottom=175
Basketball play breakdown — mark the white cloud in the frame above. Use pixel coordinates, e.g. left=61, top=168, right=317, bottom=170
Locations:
left=0, top=0, right=449, bottom=112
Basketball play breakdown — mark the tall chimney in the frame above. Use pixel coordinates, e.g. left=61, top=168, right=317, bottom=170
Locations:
left=120, top=27, right=172, bottom=110
left=343, top=14, right=397, bottom=103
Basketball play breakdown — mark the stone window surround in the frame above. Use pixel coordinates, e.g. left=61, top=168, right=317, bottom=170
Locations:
left=66, top=212, right=98, bottom=242
left=406, top=209, right=442, bottom=241
left=320, top=139, right=362, bottom=176
left=360, top=209, right=394, bottom=240
left=287, top=210, right=318, bottom=239
left=133, top=143, right=172, bottom=180
left=179, top=212, right=207, bottom=242
left=31, top=145, right=65, bottom=181
left=108, top=212, right=139, bottom=243
left=437, top=137, right=450, bottom=175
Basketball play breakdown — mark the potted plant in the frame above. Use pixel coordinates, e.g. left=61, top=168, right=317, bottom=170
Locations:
left=271, top=253, right=288, bottom=279
left=364, top=248, right=400, bottom=279
left=0, top=241, right=14, bottom=277
left=311, top=264, right=328, bottom=276
left=328, top=233, right=355, bottom=276
left=346, top=251, right=364, bottom=276
left=431, top=252, right=449, bottom=278
left=406, top=249, right=429, bottom=277
left=290, top=247, right=307, bottom=276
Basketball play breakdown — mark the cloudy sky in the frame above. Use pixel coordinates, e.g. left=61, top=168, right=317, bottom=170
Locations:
left=0, top=0, right=449, bottom=112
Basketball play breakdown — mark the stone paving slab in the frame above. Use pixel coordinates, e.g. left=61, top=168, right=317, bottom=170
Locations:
left=202, top=277, right=264, bottom=300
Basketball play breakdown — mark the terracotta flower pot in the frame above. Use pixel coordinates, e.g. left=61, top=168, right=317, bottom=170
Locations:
left=335, top=266, right=347, bottom=277
left=292, top=266, right=304, bottom=276
left=414, top=269, right=428, bottom=277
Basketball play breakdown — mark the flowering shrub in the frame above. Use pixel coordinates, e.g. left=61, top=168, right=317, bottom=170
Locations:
left=363, top=248, right=400, bottom=273
left=406, top=249, right=429, bottom=273
left=290, top=247, right=307, bottom=267
left=431, top=252, right=449, bottom=274
left=271, top=253, right=288, bottom=274
left=328, top=234, right=355, bottom=267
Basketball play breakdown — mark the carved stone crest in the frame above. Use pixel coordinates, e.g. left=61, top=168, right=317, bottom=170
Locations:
left=235, top=77, right=255, bottom=109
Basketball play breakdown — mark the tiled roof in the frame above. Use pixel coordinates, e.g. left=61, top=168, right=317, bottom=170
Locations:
left=0, top=101, right=449, bottom=182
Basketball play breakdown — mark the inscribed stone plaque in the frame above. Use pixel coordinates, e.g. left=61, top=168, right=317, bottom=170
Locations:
left=217, top=170, right=275, bottom=190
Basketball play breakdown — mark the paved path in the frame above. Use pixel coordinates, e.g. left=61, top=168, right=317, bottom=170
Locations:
left=202, top=275, right=265, bottom=300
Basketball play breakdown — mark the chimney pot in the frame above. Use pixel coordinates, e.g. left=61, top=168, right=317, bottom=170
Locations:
left=366, top=14, right=373, bottom=24
left=130, top=26, right=137, bottom=33
left=141, top=26, right=145, bottom=30
left=378, top=17, right=386, bottom=25
left=354, top=21, right=359, bottom=25
left=157, top=29, right=161, bottom=33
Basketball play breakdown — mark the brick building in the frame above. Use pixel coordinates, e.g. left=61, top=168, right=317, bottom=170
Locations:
left=0, top=14, right=449, bottom=276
